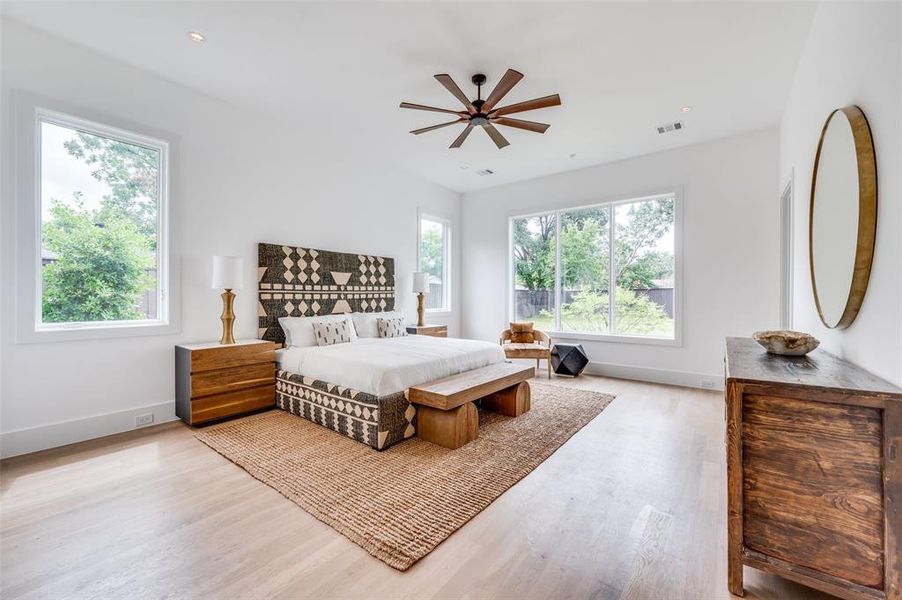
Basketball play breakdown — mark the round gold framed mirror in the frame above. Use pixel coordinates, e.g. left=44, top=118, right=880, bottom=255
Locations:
left=809, top=105, right=877, bottom=330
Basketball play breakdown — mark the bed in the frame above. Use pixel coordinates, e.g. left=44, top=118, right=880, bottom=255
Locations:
left=258, top=242, right=505, bottom=450
left=275, top=336, right=505, bottom=449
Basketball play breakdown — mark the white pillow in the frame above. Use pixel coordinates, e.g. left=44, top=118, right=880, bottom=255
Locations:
left=377, top=316, right=407, bottom=338
left=279, top=314, right=358, bottom=348
left=352, top=311, right=403, bottom=338
left=312, top=319, right=353, bottom=346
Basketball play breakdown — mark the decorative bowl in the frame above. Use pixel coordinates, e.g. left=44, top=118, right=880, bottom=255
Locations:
left=753, top=330, right=820, bottom=356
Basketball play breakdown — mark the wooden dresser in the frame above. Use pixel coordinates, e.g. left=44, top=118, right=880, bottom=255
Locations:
left=725, top=337, right=902, bottom=600
left=175, top=340, right=276, bottom=425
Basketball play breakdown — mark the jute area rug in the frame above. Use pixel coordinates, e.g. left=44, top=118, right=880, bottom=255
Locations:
left=194, top=381, right=614, bottom=571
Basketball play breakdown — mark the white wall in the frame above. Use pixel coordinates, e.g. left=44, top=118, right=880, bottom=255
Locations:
left=0, top=20, right=461, bottom=457
left=779, top=1, right=901, bottom=386
left=460, top=129, right=780, bottom=388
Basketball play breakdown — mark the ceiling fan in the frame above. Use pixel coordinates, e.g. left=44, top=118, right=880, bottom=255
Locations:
left=400, top=69, right=561, bottom=149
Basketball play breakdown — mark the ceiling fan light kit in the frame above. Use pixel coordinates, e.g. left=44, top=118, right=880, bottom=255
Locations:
left=400, top=68, right=561, bottom=149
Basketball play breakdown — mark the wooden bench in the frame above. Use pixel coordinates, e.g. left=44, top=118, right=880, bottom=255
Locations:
left=408, top=362, right=534, bottom=449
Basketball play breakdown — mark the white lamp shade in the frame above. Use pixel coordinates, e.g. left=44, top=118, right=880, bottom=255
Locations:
left=212, top=256, right=244, bottom=289
left=412, top=272, right=428, bottom=294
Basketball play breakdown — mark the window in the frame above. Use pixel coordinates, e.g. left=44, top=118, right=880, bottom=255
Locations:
left=512, top=213, right=557, bottom=324
left=511, top=192, right=678, bottom=342
left=36, top=110, right=168, bottom=331
left=418, top=212, right=451, bottom=312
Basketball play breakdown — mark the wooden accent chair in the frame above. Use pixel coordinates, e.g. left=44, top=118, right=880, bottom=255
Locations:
left=500, top=323, right=552, bottom=378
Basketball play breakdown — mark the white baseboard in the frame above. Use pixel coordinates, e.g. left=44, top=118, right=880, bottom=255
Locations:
left=583, top=360, right=724, bottom=391
left=1, top=361, right=721, bottom=459
left=1, top=402, right=178, bottom=459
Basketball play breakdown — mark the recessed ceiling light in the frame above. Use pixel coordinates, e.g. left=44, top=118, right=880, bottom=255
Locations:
left=569, top=153, right=577, bottom=158
left=459, top=166, right=468, bottom=170
left=680, top=106, right=692, bottom=113
left=188, top=31, right=206, bottom=43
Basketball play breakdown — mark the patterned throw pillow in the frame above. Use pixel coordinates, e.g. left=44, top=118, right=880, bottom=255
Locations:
left=377, top=317, right=407, bottom=339
left=510, top=321, right=535, bottom=344
left=312, top=319, right=352, bottom=346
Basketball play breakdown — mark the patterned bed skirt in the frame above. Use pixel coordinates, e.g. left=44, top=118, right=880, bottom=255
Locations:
left=275, top=370, right=417, bottom=450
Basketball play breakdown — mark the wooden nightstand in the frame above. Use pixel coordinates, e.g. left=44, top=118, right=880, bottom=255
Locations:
left=175, top=339, right=276, bottom=425
left=406, top=324, right=448, bottom=338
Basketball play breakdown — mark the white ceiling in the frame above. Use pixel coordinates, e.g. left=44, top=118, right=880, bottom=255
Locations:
left=2, top=1, right=817, bottom=193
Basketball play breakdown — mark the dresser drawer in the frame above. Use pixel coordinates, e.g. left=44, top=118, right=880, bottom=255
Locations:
left=190, top=342, right=275, bottom=372
left=189, top=385, right=275, bottom=425
left=741, top=393, right=885, bottom=588
left=191, top=363, right=275, bottom=399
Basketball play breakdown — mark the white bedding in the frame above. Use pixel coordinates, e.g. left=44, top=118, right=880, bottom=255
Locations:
left=276, top=335, right=506, bottom=396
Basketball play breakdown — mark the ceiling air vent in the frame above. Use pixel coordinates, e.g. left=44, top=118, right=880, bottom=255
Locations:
left=475, top=169, right=495, bottom=176
left=656, top=121, right=684, bottom=134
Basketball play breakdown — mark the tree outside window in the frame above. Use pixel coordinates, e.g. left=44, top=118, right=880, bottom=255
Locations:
left=40, top=118, right=162, bottom=325
left=418, top=215, right=450, bottom=311
left=512, top=194, right=676, bottom=338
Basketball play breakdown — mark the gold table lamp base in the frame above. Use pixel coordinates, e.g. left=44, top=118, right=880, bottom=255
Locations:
left=416, top=292, right=426, bottom=327
left=220, top=289, right=236, bottom=344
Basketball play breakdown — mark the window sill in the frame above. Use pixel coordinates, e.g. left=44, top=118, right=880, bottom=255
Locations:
left=424, top=309, right=452, bottom=316
left=18, top=320, right=179, bottom=344
left=545, top=330, right=682, bottom=347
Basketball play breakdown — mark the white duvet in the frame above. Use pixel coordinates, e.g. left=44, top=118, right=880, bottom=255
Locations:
left=276, top=335, right=506, bottom=397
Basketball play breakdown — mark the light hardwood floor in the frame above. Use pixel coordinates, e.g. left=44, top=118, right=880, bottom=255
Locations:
left=1, top=375, right=835, bottom=600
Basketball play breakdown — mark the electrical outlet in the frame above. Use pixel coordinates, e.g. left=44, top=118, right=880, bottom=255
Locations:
left=700, top=379, right=716, bottom=389
left=135, top=413, right=154, bottom=427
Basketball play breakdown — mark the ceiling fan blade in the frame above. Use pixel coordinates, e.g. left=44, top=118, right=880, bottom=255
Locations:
left=410, top=119, right=466, bottom=135
left=400, top=102, right=466, bottom=116
left=489, top=94, right=561, bottom=117
left=481, top=69, right=524, bottom=113
left=483, top=123, right=510, bottom=149
left=492, top=117, right=550, bottom=134
left=449, top=124, right=474, bottom=148
left=434, top=74, right=477, bottom=114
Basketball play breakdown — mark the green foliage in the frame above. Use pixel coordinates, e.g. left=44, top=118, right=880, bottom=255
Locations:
left=616, top=249, right=673, bottom=289
left=614, top=198, right=674, bottom=288
left=64, top=132, right=159, bottom=244
left=560, top=217, right=607, bottom=289
left=419, top=224, right=443, bottom=279
left=559, top=288, right=672, bottom=335
left=513, top=199, right=674, bottom=292
left=611, top=287, right=672, bottom=335
left=514, top=199, right=674, bottom=335
left=513, top=215, right=556, bottom=291
left=41, top=129, right=160, bottom=323
left=560, top=287, right=609, bottom=331
left=42, top=199, right=153, bottom=323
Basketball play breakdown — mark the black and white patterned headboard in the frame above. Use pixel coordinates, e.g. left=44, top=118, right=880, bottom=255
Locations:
left=257, top=243, right=396, bottom=344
